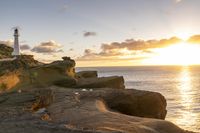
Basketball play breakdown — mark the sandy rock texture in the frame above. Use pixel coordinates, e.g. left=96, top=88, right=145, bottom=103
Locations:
left=0, top=87, right=195, bottom=133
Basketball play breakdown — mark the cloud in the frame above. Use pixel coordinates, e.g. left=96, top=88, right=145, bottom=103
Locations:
left=77, top=48, right=147, bottom=62
left=0, top=40, right=13, bottom=47
left=83, top=31, right=97, bottom=37
left=101, top=37, right=181, bottom=51
left=77, top=37, right=182, bottom=61
left=20, top=44, right=31, bottom=50
left=31, top=40, right=63, bottom=54
left=175, top=0, right=182, bottom=3
left=187, top=35, right=200, bottom=44
left=69, top=48, right=74, bottom=51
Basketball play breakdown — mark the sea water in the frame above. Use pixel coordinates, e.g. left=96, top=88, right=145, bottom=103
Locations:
left=77, top=66, right=200, bottom=132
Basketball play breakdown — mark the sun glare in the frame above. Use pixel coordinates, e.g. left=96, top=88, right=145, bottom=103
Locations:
left=176, top=33, right=190, bottom=41
left=143, top=42, right=200, bottom=66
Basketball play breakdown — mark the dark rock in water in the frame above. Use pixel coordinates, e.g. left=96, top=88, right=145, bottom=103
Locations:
left=74, top=76, right=125, bottom=89
left=0, top=87, right=194, bottom=133
left=103, top=89, right=167, bottom=119
left=76, top=71, right=98, bottom=79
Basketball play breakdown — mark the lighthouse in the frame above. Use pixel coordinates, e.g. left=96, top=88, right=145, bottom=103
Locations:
left=12, top=28, right=20, bottom=56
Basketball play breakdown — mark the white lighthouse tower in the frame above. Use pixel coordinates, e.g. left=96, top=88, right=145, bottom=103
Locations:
left=12, top=28, right=20, bottom=56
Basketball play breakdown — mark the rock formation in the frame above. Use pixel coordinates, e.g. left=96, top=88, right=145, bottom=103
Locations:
left=0, top=46, right=197, bottom=133
left=76, top=71, right=98, bottom=79
left=0, top=55, right=41, bottom=72
left=74, top=76, right=125, bottom=89
left=0, top=53, right=124, bottom=91
left=0, top=87, right=194, bottom=133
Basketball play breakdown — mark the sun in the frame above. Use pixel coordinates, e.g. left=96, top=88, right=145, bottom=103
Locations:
left=176, top=32, right=191, bottom=41
left=143, top=42, right=200, bottom=66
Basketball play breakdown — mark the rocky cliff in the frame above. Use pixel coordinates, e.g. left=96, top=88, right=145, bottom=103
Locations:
left=0, top=50, right=197, bottom=133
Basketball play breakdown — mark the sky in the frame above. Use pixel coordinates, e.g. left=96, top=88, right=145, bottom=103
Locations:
left=1, top=0, right=200, bottom=66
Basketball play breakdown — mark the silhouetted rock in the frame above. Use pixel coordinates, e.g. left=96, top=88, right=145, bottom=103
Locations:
left=62, top=56, right=72, bottom=61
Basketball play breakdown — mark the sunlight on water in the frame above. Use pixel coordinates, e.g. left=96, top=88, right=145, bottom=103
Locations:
left=175, top=66, right=197, bottom=130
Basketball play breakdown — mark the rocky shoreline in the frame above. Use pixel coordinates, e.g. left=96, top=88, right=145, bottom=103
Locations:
left=0, top=46, right=197, bottom=133
left=1, top=87, right=192, bottom=133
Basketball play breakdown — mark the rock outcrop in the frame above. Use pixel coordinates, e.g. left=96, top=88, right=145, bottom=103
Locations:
left=0, top=87, right=194, bottom=133
left=0, top=56, right=76, bottom=91
left=0, top=44, right=13, bottom=59
left=0, top=55, right=41, bottom=73
left=0, top=56, right=125, bottom=91
left=0, top=52, right=197, bottom=133
left=76, top=71, right=98, bottom=79
left=74, top=76, right=125, bottom=89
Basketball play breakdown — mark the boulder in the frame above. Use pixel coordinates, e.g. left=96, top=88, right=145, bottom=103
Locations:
left=74, top=76, right=125, bottom=89
left=76, top=71, right=98, bottom=79
left=103, top=89, right=167, bottom=119
left=0, top=87, right=195, bottom=133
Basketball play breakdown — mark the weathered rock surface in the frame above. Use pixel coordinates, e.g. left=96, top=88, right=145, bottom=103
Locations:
left=74, top=76, right=125, bottom=89
left=103, top=89, right=167, bottom=119
left=0, top=56, right=77, bottom=91
left=0, top=87, right=195, bottom=133
left=0, top=55, right=41, bottom=72
left=0, top=52, right=124, bottom=91
left=76, top=71, right=98, bottom=79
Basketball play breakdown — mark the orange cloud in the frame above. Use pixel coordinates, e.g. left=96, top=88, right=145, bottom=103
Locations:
left=77, top=37, right=182, bottom=61
left=187, top=35, right=200, bottom=44
left=101, top=37, right=181, bottom=51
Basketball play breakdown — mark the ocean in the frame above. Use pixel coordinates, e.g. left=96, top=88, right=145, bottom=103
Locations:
left=77, top=66, right=200, bottom=132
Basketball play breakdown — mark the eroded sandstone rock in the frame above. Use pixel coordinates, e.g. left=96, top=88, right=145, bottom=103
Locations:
left=0, top=87, right=195, bottom=133
left=76, top=71, right=98, bottom=79
left=74, top=76, right=125, bottom=89
left=0, top=56, right=77, bottom=92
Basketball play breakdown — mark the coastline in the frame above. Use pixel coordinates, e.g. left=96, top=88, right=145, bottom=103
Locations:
left=0, top=54, right=197, bottom=133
